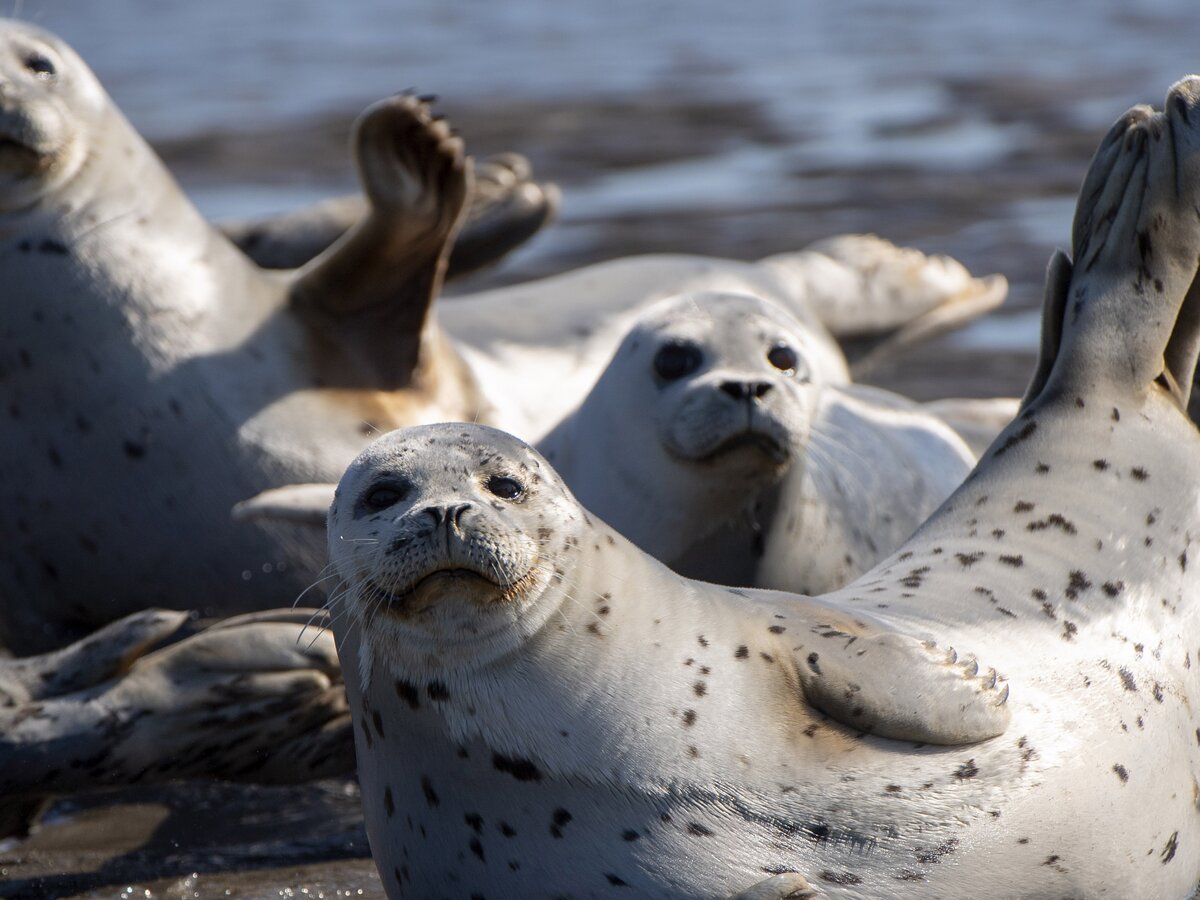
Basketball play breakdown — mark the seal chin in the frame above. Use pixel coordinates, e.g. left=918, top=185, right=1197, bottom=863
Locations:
left=696, top=430, right=791, bottom=466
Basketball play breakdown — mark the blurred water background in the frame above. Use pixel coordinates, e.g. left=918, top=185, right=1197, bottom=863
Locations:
left=4, top=1, right=1200, bottom=896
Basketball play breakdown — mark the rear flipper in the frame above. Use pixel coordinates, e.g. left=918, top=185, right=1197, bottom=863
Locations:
left=729, top=873, right=818, bottom=899
left=1027, top=77, right=1200, bottom=411
left=223, top=151, right=558, bottom=277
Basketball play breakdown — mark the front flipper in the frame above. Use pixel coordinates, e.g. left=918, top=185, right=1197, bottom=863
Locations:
left=729, top=873, right=818, bottom=900
left=793, top=613, right=1010, bottom=744
left=288, top=93, right=469, bottom=388
left=222, top=152, right=558, bottom=277
left=232, top=482, right=336, bottom=527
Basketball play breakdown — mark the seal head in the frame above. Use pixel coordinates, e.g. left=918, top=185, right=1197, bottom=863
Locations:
left=330, top=423, right=582, bottom=677
left=0, top=20, right=107, bottom=210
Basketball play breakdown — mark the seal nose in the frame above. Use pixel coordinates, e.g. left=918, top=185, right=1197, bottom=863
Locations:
left=719, top=380, right=773, bottom=401
left=421, top=503, right=473, bottom=529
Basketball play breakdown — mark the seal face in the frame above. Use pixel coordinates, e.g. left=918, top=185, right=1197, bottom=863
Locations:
left=539, top=291, right=975, bottom=592
left=331, top=425, right=580, bottom=676
left=0, top=22, right=103, bottom=209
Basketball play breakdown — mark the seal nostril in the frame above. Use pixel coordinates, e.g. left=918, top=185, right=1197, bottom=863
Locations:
left=719, top=381, right=750, bottom=400
left=752, top=381, right=772, bottom=398
left=421, top=506, right=446, bottom=527
left=449, top=503, right=471, bottom=528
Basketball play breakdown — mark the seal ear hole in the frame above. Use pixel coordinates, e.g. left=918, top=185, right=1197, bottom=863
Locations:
left=362, top=481, right=411, bottom=511
left=485, top=475, right=524, bottom=501
left=767, top=343, right=800, bottom=375
left=24, top=52, right=57, bottom=80
left=653, top=341, right=702, bottom=382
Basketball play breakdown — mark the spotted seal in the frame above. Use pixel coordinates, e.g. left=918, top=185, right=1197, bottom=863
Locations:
left=0, top=608, right=353, bottom=838
left=327, top=77, right=1200, bottom=898
left=538, top=290, right=976, bottom=593
left=0, top=19, right=482, bottom=650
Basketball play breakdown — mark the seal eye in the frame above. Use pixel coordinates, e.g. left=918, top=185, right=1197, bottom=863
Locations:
left=486, top=475, right=524, bottom=500
left=24, top=53, right=57, bottom=80
left=653, top=341, right=702, bottom=381
left=767, top=343, right=799, bottom=374
left=363, top=484, right=407, bottom=511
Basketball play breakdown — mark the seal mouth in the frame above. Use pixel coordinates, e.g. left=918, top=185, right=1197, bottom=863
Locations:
left=694, top=431, right=790, bottom=465
left=365, top=569, right=506, bottom=618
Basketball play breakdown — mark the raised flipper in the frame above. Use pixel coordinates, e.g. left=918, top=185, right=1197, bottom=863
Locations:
left=759, top=234, right=1008, bottom=377
left=222, top=152, right=559, bottom=277
left=288, top=93, right=469, bottom=388
left=790, top=608, right=1010, bottom=744
left=0, top=608, right=353, bottom=820
left=232, top=482, right=336, bottom=527
left=1034, top=77, right=1200, bottom=410
left=728, top=873, right=818, bottom=900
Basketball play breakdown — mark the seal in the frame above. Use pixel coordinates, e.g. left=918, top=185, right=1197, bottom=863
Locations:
left=0, top=19, right=483, bottom=650
left=328, top=77, right=1200, bottom=898
left=329, top=423, right=1009, bottom=898
left=221, top=151, right=561, bottom=278
left=0, top=608, right=353, bottom=838
left=539, top=290, right=977, bottom=593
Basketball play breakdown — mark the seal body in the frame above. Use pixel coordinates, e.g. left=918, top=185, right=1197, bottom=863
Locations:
left=330, top=77, right=1200, bottom=898
left=0, top=21, right=480, bottom=649
left=539, top=292, right=975, bottom=593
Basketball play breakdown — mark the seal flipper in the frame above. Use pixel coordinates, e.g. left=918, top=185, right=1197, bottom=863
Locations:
left=288, top=93, right=470, bottom=389
left=1049, top=77, right=1200, bottom=409
left=728, top=873, right=818, bottom=900
left=792, top=613, right=1010, bottom=744
left=222, top=152, right=558, bottom=277
left=232, top=482, right=336, bottom=527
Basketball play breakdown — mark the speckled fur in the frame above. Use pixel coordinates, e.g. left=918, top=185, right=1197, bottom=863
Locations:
left=539, top=291, right=975, bottom=593
left=332, top=78, right=1200, bottom=899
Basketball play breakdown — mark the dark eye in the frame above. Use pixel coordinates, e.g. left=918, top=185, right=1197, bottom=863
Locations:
left=486, top=475, right=524, bottom=500
left=25, top=53, right=56, bottom=80
left=363, top=483, right=408, bottom=510
left=653, top=341, right=702, bottom=381
left=767, top=343, right=799, bottom=374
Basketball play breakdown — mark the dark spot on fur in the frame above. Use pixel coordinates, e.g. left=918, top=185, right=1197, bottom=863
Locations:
left=372, top=710, right=385, bottom=738
left=605, top=873, right=629, bottom=887
left=622, top=829, right=640, bottom=842
left=395, top=680, right=420, bottom=710
left=693, top=681, right=707, bottom=696
left=499, top=821, right=517, bottom=837
left=686, top=822, right=713, bottom=837
left=1062, top=620, right=1078, bottom=641
left=994, top=420, right=1037, bottom=456
left=820, top=871, right=863, bottom=885
left=768, top=625, right=785, bottom=634
left=1153, top=682, right=1164, bottom=703
left=427, top=680, right=451, bottom=701
left=465, top=813, right=483, bottom=833
left=491, top=753, right=543, bottom=782
left=1092, top=459, right=1108, bottom=471
left=1102, top=581, right=1124, bottom=598
left=1162, top=831, right=1178, bottom=864
left=954, top=759, right=979, bottom=780
left=955, top=552, right=984, bottom=568
left=550, top=808, right=572, bottom=838
left=1112, top=763, right=1129, bottom=783
left=1131, top=467, right=1149, bottom=481
left=999, top=554, right=1023, bottom=567
left=1014, top=500, right=1035, bottom=513
left=1065, top=570, right=1091, bottom=599
left=420, top=776, right=439, bottom=807
left=123, top=440, right=146, bottom=460
left=682, top=709, right=697, bottom=726
left=384, top=787, right=395, bottom=817
left=38, top=238, right=68, bottom=255
left=1035, top=462, right=1050, bottom=474
left=915, top=838, right=959, bottom=864
left=697, top=635, right=709, bottom=647
left=469, top=836, right=485, bottom=861
left=1118, top=668, right=1137, bottom=692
